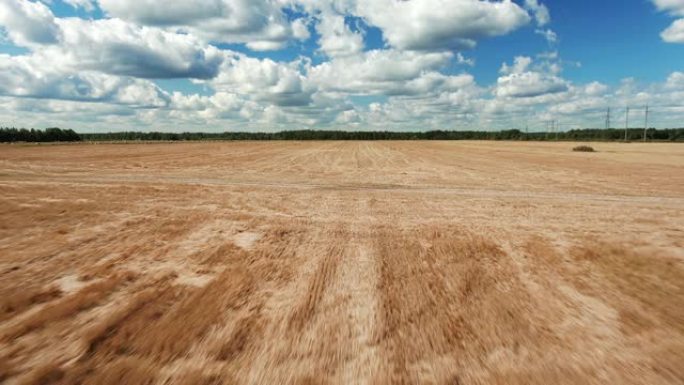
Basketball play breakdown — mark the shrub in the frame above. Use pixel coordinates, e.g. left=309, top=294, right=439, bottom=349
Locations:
left=572, top=145, right=595, bottom=152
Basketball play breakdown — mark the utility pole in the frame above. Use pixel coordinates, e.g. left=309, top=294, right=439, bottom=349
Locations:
left=605, top=107, right=611, bottom=129
left=545, top=121, right=550, bottom=140
left=624, top=107, right=630, bottom=141
left=643, top=105, right=649, bottom=142
left=555, top=121, right=560, bottom=140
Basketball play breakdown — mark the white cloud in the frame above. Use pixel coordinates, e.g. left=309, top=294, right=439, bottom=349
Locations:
left=209, top=54, right=313, bottom=107
left=584, top=81, right=608, bottom=96
left=456, top=53, right=475, bottom=67
left=652, top=0, right=684, bottom=43
left=0, top=54, right=169, bottom=107
left=495, top=71, right=568, bottom=98
left=535, top=28, right=557, bottom=44
left=291, top=18, right=311, bottom=41
left=97, top=0, right=302, bottom=50
left=54, top=18, right=225, bottom=79
left=283, top=2, right=366, bottom=58
left=0, top=0, right=59, bottom=46
left=495, top=56, right=568, bottom=98
left=62, top=0, right=96, bottom=11
left=665, top=71, right=684, bottom=89
left=500, top=56, right=533, bottom=75
left=0, top=2, right=226, bottom=79
left=652, top=0, right=684, bottom=16
left=308, top=49, right=455, bottom=95
left=3, top=0, right=684, bottom=131
left=353, top=0, right=531, bottom=50
left=662, top=18, right=684, bottom=43
left=315, top=12, right=364, bottom=57
left=524, top=0, right=551, bottom=26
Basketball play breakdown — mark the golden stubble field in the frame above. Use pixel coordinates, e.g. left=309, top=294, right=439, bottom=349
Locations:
left=0, top=141, right=683, bottom=385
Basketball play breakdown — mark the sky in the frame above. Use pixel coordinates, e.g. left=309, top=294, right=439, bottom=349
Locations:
left=0, top=0, right=683, bottom=132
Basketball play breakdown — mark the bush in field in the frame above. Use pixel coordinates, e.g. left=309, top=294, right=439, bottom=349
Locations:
left=573, top=145, right=595, bottom=152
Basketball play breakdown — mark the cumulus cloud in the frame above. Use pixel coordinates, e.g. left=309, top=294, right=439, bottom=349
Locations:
left=0, top=0, right=59, bottom=46
left=495, top=71, right=568, bottom=98
left=535, top=28, right=557, bottom=44
left=52, top=18, right=225, bottom=79
left=652, top=0, right=684, bottom=43
left=495, top=56, right=568, bottom=98
left=2, top=0, right=683, bottom=131
left=456, top=53, right=475, bottom=67
left=308, top=50, right=455, bottom=95
left=284, top=1, right=366, bottom=57
left=524, top=0, right=551, bottom=26
left=665, top=71, right=684, bottom=89
left=652, top=0, right=684, bottom=16
left=315, top=12, right=364, bottom=57
left=97, top=0, right=304, bottom=50
left=210, top=54, right=313, bottom=107
left=0, top=54, right=169, bottom=107
left=61, top=0, right=96, bottom=11
left=661, top=18, right=684, bottom=42
left=584, top=81, right=609, bottom=96
left=0, top=5, right=225, bottom=79
left=353, top=0, right=531, bottom=50
left=291, top=18, right=311, bottom=40
left=500, top=56, right=533, bottom=75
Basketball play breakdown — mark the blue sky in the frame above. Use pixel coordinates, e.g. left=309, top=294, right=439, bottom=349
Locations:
left=0, top=0, right=683, bottom=131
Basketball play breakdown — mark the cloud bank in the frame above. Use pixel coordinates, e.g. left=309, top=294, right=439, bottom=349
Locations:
left=0, top=0, right=682, bottom=131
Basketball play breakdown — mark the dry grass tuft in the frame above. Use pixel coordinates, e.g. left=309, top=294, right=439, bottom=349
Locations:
left=0, top=357, right=16, bottom=383
left=18, top=364, right=64, bottom=385
left=131, top=268, right=253, bottom=362
left=373, top=227, right=541, bottom=383
left=217, top=313, right=264, bottom=361
left=571, top=243, right=684, bottom=334
left=168, top=370, right=226, bottom=385
left=64, top=357, right=157, bottom=385
left=82, top=288, right=163, bottom=355
left=70, top=268, right=254, bottom=371
left=572, top=145, right=596, bottom=152
left=0, top=285, right=63, bottom=322
left=289, top=244, right=343, bottom=331
left=3, top=273, right=134, bottom=341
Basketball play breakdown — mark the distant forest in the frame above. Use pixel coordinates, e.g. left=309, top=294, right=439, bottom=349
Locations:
left=0, top=127, right=81, bottom=143
left=1, top=127, right=683, bottom=142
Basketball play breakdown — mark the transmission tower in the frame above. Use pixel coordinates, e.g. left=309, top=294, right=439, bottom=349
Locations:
left=555, top=121, right=560, bottom=140
left=643, top=105, right=649, bottom=142
left=605, top=107, right=611, bottom=129
left=624, top=107, right=630, bottom=141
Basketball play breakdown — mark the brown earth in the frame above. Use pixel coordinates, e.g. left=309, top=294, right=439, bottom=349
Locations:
left=0, top=141, right=683, bottom=385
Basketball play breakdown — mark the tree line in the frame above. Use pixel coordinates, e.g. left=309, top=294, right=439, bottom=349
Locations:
left=77, top=128, right=684, bottom=142
left=0, top=127, right=81, bottom=143
left=2, top=127, right=682, bottom=142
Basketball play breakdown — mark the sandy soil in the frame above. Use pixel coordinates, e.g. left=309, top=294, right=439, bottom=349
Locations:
left=0, top=141, right=682, bottom=385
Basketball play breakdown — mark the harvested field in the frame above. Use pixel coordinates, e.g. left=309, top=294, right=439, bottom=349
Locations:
left=0, top=141, right=683, bottom=385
